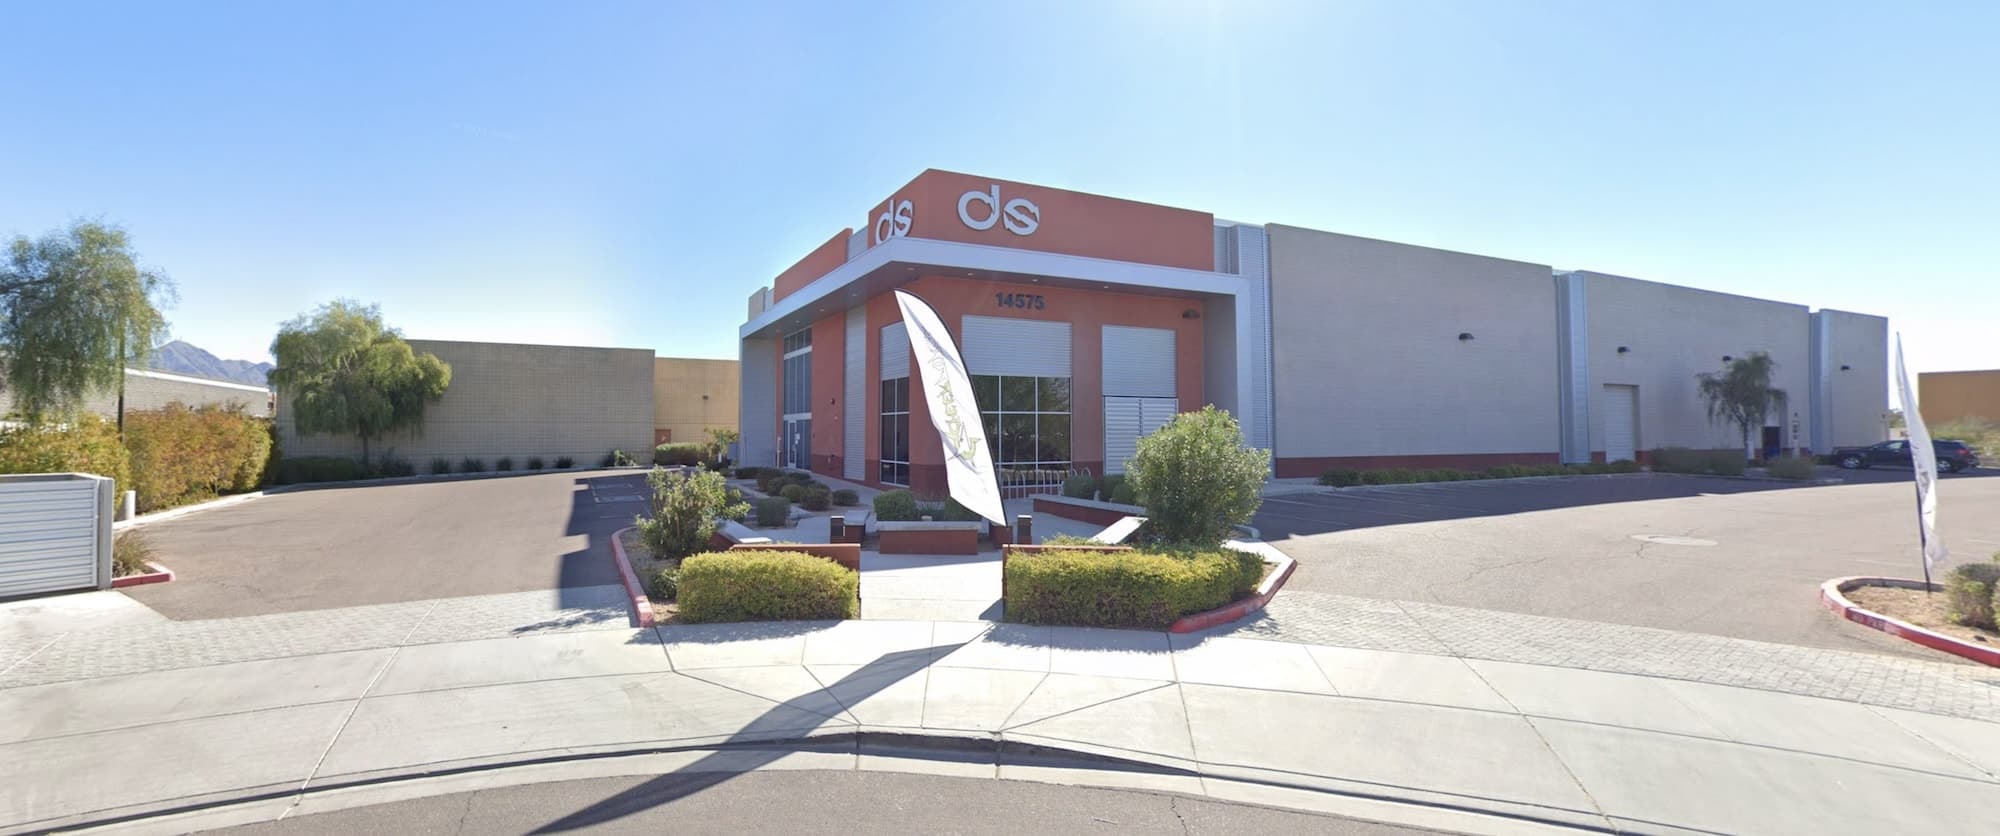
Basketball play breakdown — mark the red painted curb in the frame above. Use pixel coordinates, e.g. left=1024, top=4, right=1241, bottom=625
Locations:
left=110, top=562, right=175, bottom=588
left=1170, top=550, right=1297, bottom=634
left=1820, top=576, right=2000, bottom=667
left=609, top=526, right=657, bottom=628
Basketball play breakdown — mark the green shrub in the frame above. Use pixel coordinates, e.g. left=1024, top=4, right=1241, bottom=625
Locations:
left=734, top=466, right=765, bottom=480
left=635, top=467, right=752, bottom=561
left=117, top=404, right=273, bottom=511
left=112, top=531, right=155, bottom=577
left=276, top=456, right=363, bottom=484
left=496, top=456, right=514, bottom=472
left=654, top=442, right=704, bottom=467
left=1650, top=447, right=1747, bottom=476
left=1126, top=407, right=1270, bottom=547
left=555, top=456, right=574, bottom=469
left=873, top=488, right=919, bottom=521
left=1607, top=459, right=1641, bottom=473
left=527, top=456, right=545, bottom=470
left=1316, top=469, right=1355, bottom=487
left=754, top=495, right=792, bottom=527
left=677, top=550, right=858, bottom=622
left=784, top=471, right=814, bottom=486
left=460, top=457, right=487, bottom=473
left=801, top=486, right=832, bottom=511
left=647, top=567, right=680, bottom=601
left=1061, top=472, right=1097, bottom=499
left=371, top=457, right=415, bottom=478
left=1766, top=456, right=1816, bottom=481
left=0, top=413, right=132, bottom=493
left=756, top=471, right=783, bottom=494
left=779, top=483, right=806, bottom=502
left=430, top=457, right=452, bottom=475
left=1005, top=548, right=1265, bottom=629
left=602, top=449, right=636, bottom=468
left=1097, top=473, right=1127, bottom=502
left=1946, top=559, right=2000, bottom=630
left=912, top=496, right=984, bottom=522
left=831, top=488, right=859, bottom=506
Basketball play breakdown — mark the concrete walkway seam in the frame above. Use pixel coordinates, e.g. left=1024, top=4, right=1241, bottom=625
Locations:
left=608, top=525, right=657, bottom=628
left=1820, top=576, right=2000, bottom=667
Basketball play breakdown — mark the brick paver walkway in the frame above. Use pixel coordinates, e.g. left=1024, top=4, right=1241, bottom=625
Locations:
left=1220, top=590, right=2000, bottom=721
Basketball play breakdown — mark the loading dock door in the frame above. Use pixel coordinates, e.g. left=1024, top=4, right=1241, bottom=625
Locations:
left=1102, top=325, right=1179, bottom=475
left=1602, top=384, right=1638, bottom=463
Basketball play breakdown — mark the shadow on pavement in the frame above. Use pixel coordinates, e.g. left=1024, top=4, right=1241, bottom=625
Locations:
left=1256, top=473, right=1806, bottom=539
left=554, top=473, right=653, bottom=614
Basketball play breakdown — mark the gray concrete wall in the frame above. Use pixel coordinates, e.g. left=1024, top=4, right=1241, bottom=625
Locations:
left=1820, top=310, right=1889, bottom=448
left=278, top=339, right=654, bottom=466
left=1577, top=272, right=1812, bottom=454
left=1264, top=225, right=1561, bottom=463
left=20, top=368, right=272, bottom=419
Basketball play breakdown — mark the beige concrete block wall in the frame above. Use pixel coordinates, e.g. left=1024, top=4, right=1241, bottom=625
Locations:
left=1821, top=310, right=1889, bottom=448
left=279, top=340, right=655, bottom=466
left=1920, top=369, right=2000, bottom=426
left=652, top=357, right=739, bottom=445
left=1265, top=225, right=1561, bottom=458
left=1579, top=272, right=1811, bottom=453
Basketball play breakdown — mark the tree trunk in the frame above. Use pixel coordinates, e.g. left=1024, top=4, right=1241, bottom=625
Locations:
left=360, top=435, right=371, bottom=469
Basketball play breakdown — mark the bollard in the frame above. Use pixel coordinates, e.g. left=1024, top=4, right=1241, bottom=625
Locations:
left=1015, top=514, right=1032, bottom=545
left=829, top=515, right=846, bottom=543
left=119, top=490, right=137, bottom=522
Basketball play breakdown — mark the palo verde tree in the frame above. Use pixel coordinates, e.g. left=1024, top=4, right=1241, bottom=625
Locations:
left=269, top=300, right=451, bottom=465
left=1695, top=351, right=1785, bottom=460
left=1, top=221, right=173, bottom=421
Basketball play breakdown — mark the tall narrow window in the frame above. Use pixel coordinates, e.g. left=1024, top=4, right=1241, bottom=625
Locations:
left=879, top=377, right=910, bottom=485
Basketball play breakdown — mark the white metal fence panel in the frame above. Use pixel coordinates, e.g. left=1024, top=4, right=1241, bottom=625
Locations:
left=961, top=316, right=1071, bottom=377
left=0, top=474, right=111, bottom=598
left=844, top=307, right=866, bottom=480
left=1103, top=396, right=1180, bottom=475
left=1102, top=325, right=1177, bottom=398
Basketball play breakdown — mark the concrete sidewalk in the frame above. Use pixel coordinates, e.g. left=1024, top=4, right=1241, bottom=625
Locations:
left=5, top=597, right=1999, bottom=834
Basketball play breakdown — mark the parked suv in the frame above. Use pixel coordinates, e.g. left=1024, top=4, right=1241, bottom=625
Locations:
left=1832, top=439, right=1980, bottom=473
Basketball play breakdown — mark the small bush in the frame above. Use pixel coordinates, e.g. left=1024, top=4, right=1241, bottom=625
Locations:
left=635, top=467, right=751, bottom=561
left=1317, top=469, right=1362, bottom=487
left=1005, top=548, right=1265, bottom=629
left=527, top=456, right=545, bottom=470
left=1766, top=456, right=1816, bottom=481
left=458, top=457, right=485, bottom=473
left=602, top=449, right=637, bottom=468
left=654, top=442, right=704, bottom=467
left=779, top=483, right=806, bottom=502
left=112, top=531, right=155, bottom=577
left=734, top=466, right=765, bottom=480
left=371, top=457, right=416, bottom=478
left=1607, top=459, right=1641, bottom=473
left=1127, top=407, right=1270, bottom=547
left=800, top=486, right=832, bottom=511
left=496, top=456, right=515, bottom=472
left=430, top=457, right=452, bottom=475
left=1946, top=559, right=2000, bottom=630
left=754, top=495, right=792, bottom=527
left=677, top=550, right=858, bottom=622
left=873, top=489, right=919, bottom=521
left=1651, top=447, right=1747, bottom=476
left=647, top=567, right=680, bottom=601
left=276, top=456, right=364, bottom=484
left=554, top=456, right=574, bottom=469
left=831, top=488, right=860, bottom=507
left=1097, top=474, right=1127, bottom=503
left=1062, top=472, right=1098, bottom=499
left=756, top=471, right=784, bottom=494
left=784, top=471, right=814, bottom=486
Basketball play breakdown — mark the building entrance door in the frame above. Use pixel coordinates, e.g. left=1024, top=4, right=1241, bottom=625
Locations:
left=783, top=418, right=812, bottom=470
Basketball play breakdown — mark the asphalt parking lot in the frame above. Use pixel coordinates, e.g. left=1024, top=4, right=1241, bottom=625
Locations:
left=1258, top=468, right=2000, bottom=660
left=123, top=469, right=651, bottom=619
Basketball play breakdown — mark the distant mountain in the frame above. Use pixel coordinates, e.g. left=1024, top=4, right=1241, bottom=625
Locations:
left=145, top=340, right=273, bottom=387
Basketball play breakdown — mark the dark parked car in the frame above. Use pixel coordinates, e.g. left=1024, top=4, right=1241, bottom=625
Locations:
left=1832, top=439, right=1980, bottom=472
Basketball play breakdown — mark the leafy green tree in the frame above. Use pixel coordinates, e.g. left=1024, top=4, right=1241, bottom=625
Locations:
left=635, top=467, right=750, bottom=560
left=1125, top=405, right=1270, bottom=548
left=1, top=221, right=173, bottom=421
left=269, top=301, right=451, bottom=465
left=1695, top=352, right=1785, bottom=460
left=703, top=426, right=740, bottom=465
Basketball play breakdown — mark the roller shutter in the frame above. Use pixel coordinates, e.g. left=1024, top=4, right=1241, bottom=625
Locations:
left=881, top=321, right=909, bottom=381
left=961, top=316, right=1071, bottom=377
left=1102, top=325, right=1176, bottom=398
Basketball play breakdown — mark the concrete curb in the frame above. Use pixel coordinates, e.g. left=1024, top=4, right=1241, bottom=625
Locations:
left=608, top=525, right=657, bottom=628
left=1820, top=576, right=2000, bottom=667
left=109, top=561, right=175, bottom=588
left=265, top=465, right=650, bottom=495
left=1170, top=542, right=1296, bottom=634
left=113, top=492, right=266, bottom=531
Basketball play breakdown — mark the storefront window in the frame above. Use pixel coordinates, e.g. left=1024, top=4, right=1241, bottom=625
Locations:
left=879, top=377, right=910, bottom=485
left=971, top=375, right=1071, bottom=487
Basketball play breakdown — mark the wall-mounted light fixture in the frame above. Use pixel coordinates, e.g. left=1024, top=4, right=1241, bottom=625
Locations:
left=1722, top=355, right=1734, bottom=362
left=1840, top=364, right=1852, bottom=371
left=1182, top=309, right=1201, bottom=320
left=1616, top=346, right=1631, bottom=354
left=1457, top=332, right=1475, bottom=341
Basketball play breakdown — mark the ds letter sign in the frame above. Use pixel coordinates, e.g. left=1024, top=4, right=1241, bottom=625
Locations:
left=958, top=186, right=1039, bottom=236
left=873, top=198, right=914, bottom=245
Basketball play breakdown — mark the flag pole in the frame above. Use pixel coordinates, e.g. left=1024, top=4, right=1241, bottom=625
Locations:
left=1916, top=483, right=1932, bottom=594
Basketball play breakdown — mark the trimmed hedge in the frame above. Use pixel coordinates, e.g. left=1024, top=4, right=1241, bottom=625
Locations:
left=1005, top=548, right=1265, bottom=629
left=655, top=442, right=704, bottom=466
left=831, top=488, right=860, bottom=507
left=123, top=404, right=273, bottom=511
left=874, top=489, right=919, bottom=521
left=1650, top=447, right=1746, bottom=476
left=677, top=550, right=859, bottom=623
left=0, top=413, right=131, bottom=492
left=1061, top=472, right=1097, bottom=499
left=779, top=483, right=806, bottom=502
left=754, top=495, right=791, bottom=526
left=800, top=486, right=832, bottom=511
left=1319, top=459, right=1642, bottom=487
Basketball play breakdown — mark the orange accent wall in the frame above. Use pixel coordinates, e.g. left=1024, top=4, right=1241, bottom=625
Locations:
left=809, top=313, right=845, bottom=475
left=853, top=277, right=1204, bottom=493
left=771, top=229, right=852, bottom=303
left=863, top=169, right=1214, bottom=271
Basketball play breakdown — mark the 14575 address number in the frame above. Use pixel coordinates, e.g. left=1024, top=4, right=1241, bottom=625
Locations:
left=995, top=292, right=1045, bottom=311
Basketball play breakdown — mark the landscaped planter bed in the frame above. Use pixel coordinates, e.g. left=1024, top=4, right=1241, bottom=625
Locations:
left=1001, top=544, right=1268, bottom=630
left=1823, top=576, right=2000, bottom=666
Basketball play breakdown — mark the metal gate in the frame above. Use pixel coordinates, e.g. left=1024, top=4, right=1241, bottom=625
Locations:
left=0, top=473, right=114, bottom=598
left=1602, top=384, right=1638, bottom=463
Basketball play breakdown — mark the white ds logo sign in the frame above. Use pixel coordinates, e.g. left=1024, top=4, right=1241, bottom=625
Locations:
left=957, top=185, right=1039, bottom=236
left=873, top=198, right=913, bottom=245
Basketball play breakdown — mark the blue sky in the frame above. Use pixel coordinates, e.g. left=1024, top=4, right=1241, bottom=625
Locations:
left=2, top=1, right=1994, bottom=379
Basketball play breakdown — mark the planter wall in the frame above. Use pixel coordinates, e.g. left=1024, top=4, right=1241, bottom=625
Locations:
left=877, top=521, right=982, bottom=555
left=1032, top=494, right=1144, bottom=527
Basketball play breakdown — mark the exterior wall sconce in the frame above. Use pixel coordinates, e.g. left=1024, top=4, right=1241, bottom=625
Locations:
left=1457, top=332, right=1474, bottom=341
left=1182, top=309, right=1201, bottom=319
left=1840, top=364, right=1852, bottom=371
left=1616, top=346, right=1631, bottom=354
left=1722, top=355, right=1734, bottom=362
